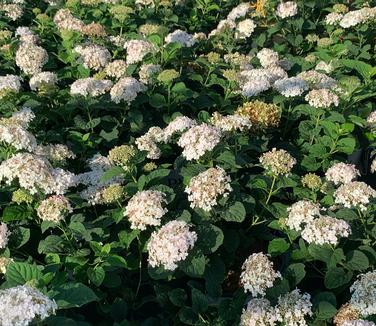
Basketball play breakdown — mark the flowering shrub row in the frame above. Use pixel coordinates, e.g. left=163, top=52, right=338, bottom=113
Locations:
left=0, top=0, right=376, bottom=325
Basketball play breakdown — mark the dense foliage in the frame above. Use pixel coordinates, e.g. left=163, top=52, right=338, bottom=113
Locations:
left=0, top=0, right=376, bottom=325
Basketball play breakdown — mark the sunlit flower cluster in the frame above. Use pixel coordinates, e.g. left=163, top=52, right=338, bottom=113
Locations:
left=185, top=167, right=232, bottom=211
left=240, top=253, right=281, bottom=297
left=147, top=220, right=197, bottom=271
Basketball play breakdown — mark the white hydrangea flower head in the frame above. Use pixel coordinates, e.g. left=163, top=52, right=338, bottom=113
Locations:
left=325, top=12, right=344, bottom=25
left=37, top=195, right=72, bottom=223
left=185, top=166, right=232, bottom=211
left=139, top=64, right=161, bottom=85
left=53, top=8, right=84, bottom=31
left=165, top=29, right=196, bottom=47
left=274, top=77, right=308, bottom=97
left=0, top=75, right=22, bottom=97
left=235, top=19, right=256, bottom=39
left=315, top=61, right=333, bottom=74
left=371, top=158, right=376, bottom=173
left=342, top=321, right=376, bottom=326
left=135, top=126, right=164, bottom=159
left=260, top=148, right=297, bottom=176
left=334, top=181, right=376, bottom=211
left=227, top=2, right=251, bottom=21
left=240, top=253, right=281, bottom=297
left=29, top=72, right=57, bottom=91
left=325, top=162, right=360, bottom=185
left=110, top=77, right=146, bottom=104
left=34, top=144, right=75, bottom=165
left=177, top=124, right=222, bottom=161
left=0, top=113, right=37, bottom=152
left=0, top=285, right=57, bottom=326
left=286, top=200, right=321, bottom=231
left=301, top=215, right=351, bottom=246
left=163, top=116, right=197, bottom=142
left=0, top=153, right=76, bottom=195
left=10, top=107, right=35, bottom=127
left=124, top=40, right=156, bottom=65
left=70, top=78, right=113, bottom=97
left=366, top=111, right=376, bottom=126
left=276, top=1, right=298, bottom=19
left=240, top=298, right=280, bottom=326
left=124, top=190, right=167, bottom=230
left=0, top=223, right=10, bottom=249
left=147, top=220, right=197, bottom=271
left=305, top=89, right=339, bottom=108
left=297, top=70, right=337, bottom=90
left=339, top=7, right=376, bottom=29
left=241, top=78, right=271, bottom=97
left=210, top=112, right=252, bottom=132
left=105, top=60, right=128, bottom=79
left=257, top=48, right=280, bottom=68
left=350, top=270, right=376, bottom=317
left=275, top=289, right=313, bottom=326
left=15, top=43, right=48, bottom=75
left=0, top=257, right=13, bottom=274
left=74, top=43, right=111, bottom=71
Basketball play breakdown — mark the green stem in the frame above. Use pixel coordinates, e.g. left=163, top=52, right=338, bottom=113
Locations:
left=309, top=112, right=323, bottom=145
left=135, top=238, right=143, bottom=299
left=265, top=176, right=277, bottom=205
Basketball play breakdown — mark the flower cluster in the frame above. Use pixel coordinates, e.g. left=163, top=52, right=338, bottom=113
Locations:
left=276, top=1, right=298, bottom=19
left=305, top=89, right=339, bottom=108
left=301, top=215, right=351, bottom=246
left=334, top=181, right=376, bottom=211
left=0, top=223, right=10, bottom=249
left=236, top=100, right=281, bottom=129
left=325, top=162, right=360, bottom=185
left=240, top=298, right=279, bottom=326
left=37, top=195, right=72, bottom=223
left=124, top=190, right=167, bottom=230
left=286, top=200, right=321, bottom=231
left=0, top=285, right=57, bottom=326
left=350, top=270, right=376, bottom=317
left=0, top=153, right=76, bottom=195
left=210, top=112, right=252, bottom=132
left=185, top=167, right=232, bottom=211
left=275, top=289, right=313, bottom=326
left=147, top=220, right=197, bottom=271
left=240, top=253, right=281, bottom=297
left=260, top=148, right=297, bottom=176
left=110, top=77, right=146, bottom=104
left=177, top=124, right=222, bottom=161
left=74, top=43, right=111, bottom=71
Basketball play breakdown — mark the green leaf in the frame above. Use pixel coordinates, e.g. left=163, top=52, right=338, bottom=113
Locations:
left=316, top=301, right=337, bottom=320
left=51, top=282, right=99, bottom=309
left=180, top=254, right=206, bottom=278
left=191, top=288, right=208, bottom=313
left=87, top=266, right=105, bottom=286
left=38, top=235, right=65, bottom=254
left=6, top=262, right=43, bottom=286
left=196, top=224, right=224, bottom=254
left=340, top=59, right=374, bottom=80
left=336, top=137, right=356, bottom=154
left=285, top=263, right=306, bottom=287
left=168, top=288, right=187, bottom=307
left=324, top=267, right=352, bottom=289
left=179, top=307, right=198, bottom=325
left=2, top=206, right=31, bottom=222
left=268, top=238, right=290, bottom=256
left=221, top=202, right=246, bottom=222
left=149, top=93, right=166, bottom=108
left=100, top=166, right=125, bottom=183
left=11, top=227, right=30, bottom=248
left=346, top=250, right=369, bottom=271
